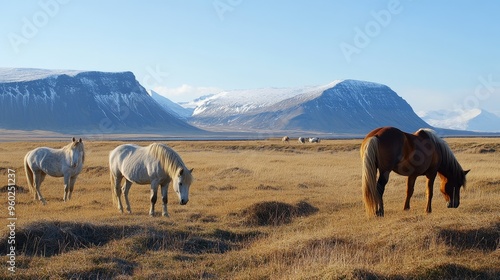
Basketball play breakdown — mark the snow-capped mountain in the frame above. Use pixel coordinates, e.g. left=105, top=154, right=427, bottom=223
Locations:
left=0, top=68, right=199, bottom=133
left=192, top=81, right=340, bottom=117
left=149, top=89, right=192, bottom=119
left=0, top=68, right=84, bottom=83
left=189, top=79, right=431, bottom=134
left=419, top=108, right=500, bottom=132
left=179, top=94, right=215, bottom=109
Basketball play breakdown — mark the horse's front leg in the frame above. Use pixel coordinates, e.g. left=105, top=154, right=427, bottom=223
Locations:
left=149, top=182, right=159, bottom=217
left=67, top=174, right=79, bottom=201
left=425, top=175, right=436, bottom=213
left=404, top=176, right=417, bottom=210
left=63, top=173, right=71, bottom=202
left=161, top=182, right=169, bottom=217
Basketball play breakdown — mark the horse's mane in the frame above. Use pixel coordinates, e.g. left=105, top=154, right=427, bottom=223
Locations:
left=418, top=128, right=465, bottom=187
left=147, top=143, right=193, bottom=184
left=62, top=140, right=85, bottom=164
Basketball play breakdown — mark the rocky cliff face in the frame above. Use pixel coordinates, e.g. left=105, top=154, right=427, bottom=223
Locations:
left=189, top=79, right=430, bottom=134
left=0, top=69, right=199, bottom=134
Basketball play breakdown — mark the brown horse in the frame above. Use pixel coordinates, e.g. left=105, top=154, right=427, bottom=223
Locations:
left=360, top=127, right=469, bottom=217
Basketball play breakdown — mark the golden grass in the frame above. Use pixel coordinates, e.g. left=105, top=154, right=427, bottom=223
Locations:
left=0, top=138, right=499, bottom=279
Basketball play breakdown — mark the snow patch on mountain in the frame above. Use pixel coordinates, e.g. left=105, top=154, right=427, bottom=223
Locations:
left=0, top=68, right=84, bottom=83
left=189, top=79, right=429, bottom=134
left=419, top=108, right=500, bottom=132
left=0, top=68, right=199, bottom=133
left=149, top=90, right=192, bottom=119
left=192, top=80, right=342, bottom=117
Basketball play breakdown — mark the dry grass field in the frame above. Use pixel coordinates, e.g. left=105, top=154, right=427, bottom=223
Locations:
left=1, top=138, right=499, bottom=279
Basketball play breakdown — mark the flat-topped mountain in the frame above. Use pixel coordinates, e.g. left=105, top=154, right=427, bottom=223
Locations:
left=188, top=79, right=431, bottom=134
left=0, top=68, right=199, bottom=134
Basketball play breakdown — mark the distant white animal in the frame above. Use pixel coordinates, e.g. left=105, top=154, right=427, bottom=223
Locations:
left=109, top=143, right=194, bottom=217
left=298, top=137, right=305, bottom=144
left=282, top=136, right=290, bottom=143
left=309, top=137, right=321, bottom=143
left=24, top=137, right=85, bottom=205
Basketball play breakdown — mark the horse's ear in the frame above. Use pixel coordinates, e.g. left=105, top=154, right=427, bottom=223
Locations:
left=189, top=168, right=194, bottom=174
left=464, top=169, right=470, bottom=175
left=72, top=137, right=76, bottom=142
left=79, top=138, right=82, bottom=143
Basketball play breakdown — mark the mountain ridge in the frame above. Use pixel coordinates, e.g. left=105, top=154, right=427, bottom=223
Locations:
left=0, top=68, right=200, bottom=134
left=187, top=79, right=431, bottom=134
left=419, top=108, right=500, bottom=132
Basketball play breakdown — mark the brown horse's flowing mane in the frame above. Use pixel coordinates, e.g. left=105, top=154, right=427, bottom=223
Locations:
left=147, top=143, right=193, bottom=185
left=418, top=129, right=466, bottom=187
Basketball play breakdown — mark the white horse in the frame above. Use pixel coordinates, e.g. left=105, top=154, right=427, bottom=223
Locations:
left=109, top=143, right=194, bottom=217
left=24, top=137, right=85, bottom=205
left=282, top=136, right=290, bottom=143
left=298, top=137, right=305, bottom=144
left=309, top=137, right=321, bottom=143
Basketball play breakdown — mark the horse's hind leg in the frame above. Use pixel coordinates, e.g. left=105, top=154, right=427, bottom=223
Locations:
left=122, top=180, right=132, bottom=214
left=113, top=174, right=124, bottom=213
left=376, top=171, right=390, bottom=216
left=34, top=171, right=47, bottom=205
left=404, top=175, right=417, bottom=210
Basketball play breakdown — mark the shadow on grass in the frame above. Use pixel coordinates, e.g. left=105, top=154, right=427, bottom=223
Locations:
left=351, top=263, right=499, bottom=280
left=0, top=221, right=263, bottom=257
left=0, top=221, right=140, bottom=257
left=437, top=223, right=500, bottom=252
left=240, top=200, right=319, bottom=226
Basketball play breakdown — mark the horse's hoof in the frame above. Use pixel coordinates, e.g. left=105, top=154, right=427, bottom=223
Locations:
left=162, top=213, right=169, bottom=217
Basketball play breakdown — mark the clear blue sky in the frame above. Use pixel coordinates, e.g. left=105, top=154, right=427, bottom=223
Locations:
left=1, top=0, right=499, bottom=114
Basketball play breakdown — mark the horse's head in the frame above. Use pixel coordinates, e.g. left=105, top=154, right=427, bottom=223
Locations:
left=69, top=137, right=85, bottom=168
left=173, top=167, right=194, bottom=205
left=440, top=169, right=469, bottom=208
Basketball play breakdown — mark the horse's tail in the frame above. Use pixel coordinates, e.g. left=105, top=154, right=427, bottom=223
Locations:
left=360, top=136, right=381, bottom=217
left=24, top=153, right=35, bottom=194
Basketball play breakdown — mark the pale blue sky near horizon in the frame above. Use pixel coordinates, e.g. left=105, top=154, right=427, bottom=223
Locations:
left=1, top=0, right=499, bottom=114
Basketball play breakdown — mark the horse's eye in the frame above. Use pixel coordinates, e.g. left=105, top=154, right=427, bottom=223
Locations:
left=179, top=182, right=183, bottom=186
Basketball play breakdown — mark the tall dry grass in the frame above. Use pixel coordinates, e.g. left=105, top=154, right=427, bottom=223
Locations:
left=0, top=138, right=498, bottom=279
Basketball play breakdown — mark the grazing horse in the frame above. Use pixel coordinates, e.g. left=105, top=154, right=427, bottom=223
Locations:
left=282, top=136, right=290, bottom=143
left=24, top=137, right=85, bottom=205
left=360, top=127, right=469, bottom=217
left=109, top=143, right=193, bottom=217
left=298, top=137, right=305, bottom=144
left=309, top=137, right=320, bottom=143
